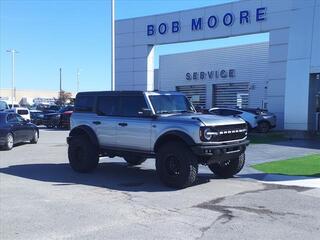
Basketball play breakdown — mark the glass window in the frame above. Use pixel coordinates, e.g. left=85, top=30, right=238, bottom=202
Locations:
left=0, top=101, right=9, bottom=111
left=220, top=109, right=242, bottom=116
left=149, top=95, right=195, bottom=114
left=97, top=96, right=120, bottom=116
left=7, top=114, right=17, bottom=123
left=16, top=114, right=25, bottom=122
left=120, top=96, right=148, bottom=117
left=75, top=96, right=94, bottom=112
left=17, top=110, right=29, bottom=115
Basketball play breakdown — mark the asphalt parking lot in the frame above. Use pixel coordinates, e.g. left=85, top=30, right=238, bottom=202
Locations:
left=1, top=129, right=320, bottom=240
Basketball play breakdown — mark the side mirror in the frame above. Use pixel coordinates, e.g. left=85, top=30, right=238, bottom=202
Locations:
left=138, top=108, right=154, bottom=117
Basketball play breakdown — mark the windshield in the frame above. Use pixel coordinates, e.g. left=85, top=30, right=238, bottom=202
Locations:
left=149, top=94, right=195, bottom=114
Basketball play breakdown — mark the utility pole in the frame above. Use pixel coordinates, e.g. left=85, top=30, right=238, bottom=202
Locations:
left=59, top=68, right=62, bottom=92
left=111, top=0, right=115, bottom=91
left=6, top=49, right=18, bottom=108
left=76, top=68, right=81, bottom=93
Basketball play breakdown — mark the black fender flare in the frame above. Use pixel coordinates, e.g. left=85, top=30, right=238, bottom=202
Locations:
left=154, top=130, right=196, bottom=152
left=69, top=125, right=99, bottom=146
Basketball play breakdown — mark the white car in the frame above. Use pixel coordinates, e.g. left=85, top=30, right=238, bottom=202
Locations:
left=209, top=107, right=258, bottom=130
left=6, top=107, right=31, bottom=121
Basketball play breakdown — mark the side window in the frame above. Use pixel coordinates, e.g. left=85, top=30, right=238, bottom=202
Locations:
left=221, top=109, right=241, bottom=116
left=16, top=114, right=25, bottom=123
left=211, top=109, right=221, bottom=115
left=7, top=114, right=17, bottom=123
left=97, top=96, right=120, bottom=116
left=75, top=96, right=94, bottom=112
left=120, top=96, right=148, bottom=117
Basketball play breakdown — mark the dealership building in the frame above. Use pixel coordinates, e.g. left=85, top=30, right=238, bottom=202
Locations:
left=115, top=0, right=320, bottom=131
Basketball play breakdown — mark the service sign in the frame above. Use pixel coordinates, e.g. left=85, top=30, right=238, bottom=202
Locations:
left=186, top=69, right=236, bottom=81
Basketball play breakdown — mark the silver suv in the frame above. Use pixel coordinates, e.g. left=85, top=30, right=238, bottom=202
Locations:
left=67, top=91, right=249, bottom=188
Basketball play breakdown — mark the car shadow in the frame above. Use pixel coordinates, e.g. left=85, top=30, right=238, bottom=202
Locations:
left=38, top=126, right=69, bottom=132
left=0, top=162, right=211, bottom=192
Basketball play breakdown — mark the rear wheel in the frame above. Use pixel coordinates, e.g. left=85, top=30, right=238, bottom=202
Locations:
left=3, top=133, right=14, bottom=150
left=124, top=156, right=146, bottom=166
left=156, top=141, right=198, bottom=189
left=208, top=153, right=245, bottom=178
left=68, top=135, right=99, bottom=173
left=257, top=121, right=270, bottom=133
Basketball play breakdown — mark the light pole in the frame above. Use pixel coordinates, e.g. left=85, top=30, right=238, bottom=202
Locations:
left=76, top=68, right=82, bottom=92
left=6, top=49, right=18, bottom=108
left=111, top=0, right=115, bottom=91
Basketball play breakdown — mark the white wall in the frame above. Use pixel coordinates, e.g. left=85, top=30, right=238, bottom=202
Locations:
left=157, top=42, right=269, bottom=107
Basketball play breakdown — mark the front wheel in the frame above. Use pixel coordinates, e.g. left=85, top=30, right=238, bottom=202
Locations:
left=3, top=133, right=14, bottom=150
left=30, top=130, right=38, bottom=144
left=156, top=141, right=198, bottom=189
left=68, top=136, right=99, bottom=173
left=257, top=121, right=270, bottom=133
left=208, top=153, right=245, bottom=178
left=124, top=156, right=146, bottom=166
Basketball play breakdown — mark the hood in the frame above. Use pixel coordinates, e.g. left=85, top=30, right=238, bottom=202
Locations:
left=160, top=113, right=246, bottom=126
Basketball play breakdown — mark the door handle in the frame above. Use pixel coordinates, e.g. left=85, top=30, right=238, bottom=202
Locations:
left=118, top=122, right=128, bottom=127
left=92, top=121, right=101, bottom=125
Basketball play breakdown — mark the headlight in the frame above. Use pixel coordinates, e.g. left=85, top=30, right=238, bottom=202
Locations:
left=200, top=127, right=218, bottom=142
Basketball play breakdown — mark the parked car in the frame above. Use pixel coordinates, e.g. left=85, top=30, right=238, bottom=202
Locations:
left=35, top=104, right=61, bottom=113
left=6, top=107, right=31, bottom=121
left=209, top=107, right=276, bottom=133
left=242, top=108, right=277, bottom=133
left=43, top=106, right=74, bottom=129
left=67, top=91, right=249, bottom=188
left=30, top=110, right=45, bottom=125
left=0, top=112, right=39, bottom=150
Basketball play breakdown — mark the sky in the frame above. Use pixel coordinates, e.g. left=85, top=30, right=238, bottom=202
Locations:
left=0, top=0, right=268, bottom=93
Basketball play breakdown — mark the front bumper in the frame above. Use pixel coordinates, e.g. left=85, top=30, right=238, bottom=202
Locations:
left=191, top=140, right=249, bottom=159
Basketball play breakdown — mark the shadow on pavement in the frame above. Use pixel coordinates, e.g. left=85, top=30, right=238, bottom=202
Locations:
left=254, top=139, right=320, bottom=150
left=238, top=173, right=320, bottom=182
left=0, top=162, right=212, bottom=192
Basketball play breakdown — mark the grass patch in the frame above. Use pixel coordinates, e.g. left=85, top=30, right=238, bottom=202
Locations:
left=252, top=154, right=320, bottom=177
left=248, top=132, right=288, bottom=144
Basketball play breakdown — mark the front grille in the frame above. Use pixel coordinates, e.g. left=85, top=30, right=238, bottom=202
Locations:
left=211, top=124, right=247, bottom=142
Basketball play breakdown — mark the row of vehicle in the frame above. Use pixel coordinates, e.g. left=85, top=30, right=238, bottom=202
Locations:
left=0, top=100, right=74, bottom=129
left=30, top=106, right=74, bottom=129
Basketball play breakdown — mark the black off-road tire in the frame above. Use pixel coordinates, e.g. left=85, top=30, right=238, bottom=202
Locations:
left=3, top=133, right=14, bottom=150
left=124, top=156, right=147, bottom=166
left=156, top=141, right=198, bottom=189
left=68, top=135, right=99, bottom=173
left=208, top=153, right=245, bottom=178
left=257, top=121, right=270, bottom=133
left=30, top=130, right=39, bottom=144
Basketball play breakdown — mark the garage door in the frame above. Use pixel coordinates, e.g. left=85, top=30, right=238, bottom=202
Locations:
left=213, top=83, right=249, bottom=108
left=176, top=85, right=206, bottom=108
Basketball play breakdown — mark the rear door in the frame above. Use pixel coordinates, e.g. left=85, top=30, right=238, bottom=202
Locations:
left=94, top=96, right=120, bottom=148
left=116, top=95, right=152, bottom=152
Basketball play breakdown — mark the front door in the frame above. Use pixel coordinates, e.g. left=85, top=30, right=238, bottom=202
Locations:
left=116, top=95, right=152, bottom=152
left=7, top=114, right=25, bottom=142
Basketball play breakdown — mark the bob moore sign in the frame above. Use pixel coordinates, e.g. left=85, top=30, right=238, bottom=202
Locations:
left=147, top=7, right=267, bottom=36
left=186, top=69, right=235, bottom=81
